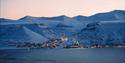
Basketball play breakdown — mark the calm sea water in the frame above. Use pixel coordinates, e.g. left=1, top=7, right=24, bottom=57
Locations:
left=0, top=48, right=125, bottom=63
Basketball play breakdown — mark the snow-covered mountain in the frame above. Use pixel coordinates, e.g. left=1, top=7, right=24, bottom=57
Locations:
left=88, top=10, right=125, bottom=21
left=76, top=21, right=125, bottom=44
left=0, top=24, right=48, bottom=43
left=0, top=10, right=125, bottom=45
left=72, top=10, right=125, bottom=21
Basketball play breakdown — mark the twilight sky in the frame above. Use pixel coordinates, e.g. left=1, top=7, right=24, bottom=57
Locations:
left=0, top=0, right=125, bottom=19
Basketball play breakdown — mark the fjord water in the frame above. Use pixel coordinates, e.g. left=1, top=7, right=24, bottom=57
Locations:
left=0, top=48, right=125, bottom=63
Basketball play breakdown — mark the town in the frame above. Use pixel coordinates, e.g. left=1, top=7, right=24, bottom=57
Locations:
left=16, top=35, right=125, bottom=49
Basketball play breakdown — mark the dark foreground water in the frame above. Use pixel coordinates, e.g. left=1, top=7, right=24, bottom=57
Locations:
left=0, top=48, right=125, bottom=63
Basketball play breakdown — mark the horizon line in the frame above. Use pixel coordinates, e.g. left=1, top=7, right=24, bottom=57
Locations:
left=0, top=9, right=125, bottom=20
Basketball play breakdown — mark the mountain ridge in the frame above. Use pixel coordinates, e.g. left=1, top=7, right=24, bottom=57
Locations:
left=0, top=10, right=125, bottom=21
left=0, top=10, right=125, bottom=46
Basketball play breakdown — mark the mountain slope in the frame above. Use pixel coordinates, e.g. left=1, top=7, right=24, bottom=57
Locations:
left=0, top=24, right=48, bottom=43
left=0, top=10, right=125, bottom=46
left=77, top=21, right=125, bottom=44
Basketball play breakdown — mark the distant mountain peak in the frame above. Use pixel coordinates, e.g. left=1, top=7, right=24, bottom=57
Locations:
left=56, top=15, right=68, bottom=17
left=112, top=10, right=125, bottom=12
left=19, top=15, right=38, bottom=20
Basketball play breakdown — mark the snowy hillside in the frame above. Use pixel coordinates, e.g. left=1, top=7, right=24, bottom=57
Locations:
left=77, top=21, right=125, bottom=44
left=0, top=24, right=48, bottom=43
left=0, top=10, right=125, bottom=45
